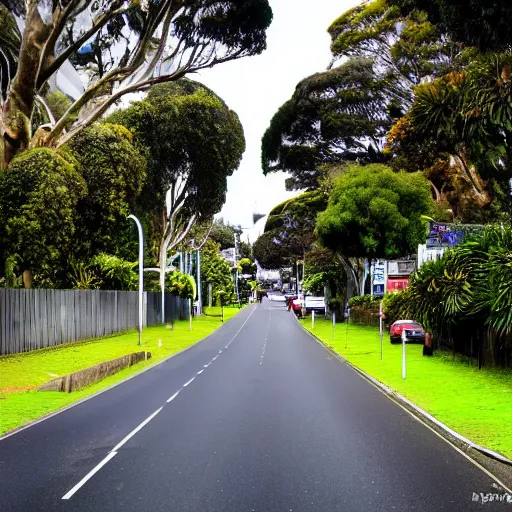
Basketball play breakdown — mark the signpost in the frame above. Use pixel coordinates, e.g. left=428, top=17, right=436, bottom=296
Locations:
left=402, top=328, right=407, bottom=379
left=379, top=301, right=383, bottom=360
left=311, top=310, right=315, bottom=330
left=332, top=312, right=336, bottom=341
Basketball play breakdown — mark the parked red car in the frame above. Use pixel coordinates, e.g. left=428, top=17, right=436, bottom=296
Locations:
left=390, top=320, right=425, bottom=344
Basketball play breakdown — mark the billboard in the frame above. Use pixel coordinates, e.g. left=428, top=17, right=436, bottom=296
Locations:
left=426, top=222, right=482, bottom=248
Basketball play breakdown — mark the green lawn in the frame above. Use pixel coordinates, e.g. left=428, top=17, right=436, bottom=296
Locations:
left=0, top=306, right=242, bottom=436
left=303, top=318, right=512, bottom=459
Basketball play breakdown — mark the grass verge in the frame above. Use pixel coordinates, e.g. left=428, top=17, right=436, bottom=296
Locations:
left=0, top=306, right=242, bottom=436
left=302, top=318, right=512, bottom=460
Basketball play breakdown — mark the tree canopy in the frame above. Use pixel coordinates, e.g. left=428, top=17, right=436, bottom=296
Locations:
left=262, top=58, right=394, bottom=190
left=253, top=191, right=326, bottom=268
left=109, top=79, right=245, bottom=268
left=316, top=164, right=433, bottom=261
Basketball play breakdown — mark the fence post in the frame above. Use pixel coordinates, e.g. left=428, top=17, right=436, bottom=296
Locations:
left=312, top=310, right=315, bottom=329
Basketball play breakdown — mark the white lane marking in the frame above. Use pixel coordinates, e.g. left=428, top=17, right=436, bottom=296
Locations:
left=62, top=451, right=117, bottom=499
left=197, top=369, right=204, bottom=375
left=218, top=350, right=223, bottom=354
left=111, top=407, right=163, bottom=452
left=167, top=391, right=180, bottom=403
left=212, top=355, right=219, bottom=361
left=183, top=377, right=195, bottom=387
left=260, top=307, right=272, bottom=365
left=204, top=364, right=209, bottom=368
left=225, top=345, right=229, bottom=349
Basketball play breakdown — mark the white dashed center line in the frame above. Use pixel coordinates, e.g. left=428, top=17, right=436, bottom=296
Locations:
left=260, top=307, right=272, bottom=365
left=62, top=305, right=260, bottom=501
left=183, top=377, right=195, bottom=387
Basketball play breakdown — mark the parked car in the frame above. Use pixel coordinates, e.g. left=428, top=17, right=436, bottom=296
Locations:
left=390, top=320, right=425, bottom=344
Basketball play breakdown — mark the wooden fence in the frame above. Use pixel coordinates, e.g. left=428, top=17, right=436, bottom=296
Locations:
left=0, top=289, right=189, bottom=355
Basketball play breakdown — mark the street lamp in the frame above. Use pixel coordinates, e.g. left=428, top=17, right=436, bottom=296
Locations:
left=128, top=214, right=144, bottom=346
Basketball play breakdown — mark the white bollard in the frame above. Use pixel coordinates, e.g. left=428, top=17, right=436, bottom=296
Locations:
left=402, top=329, right=407, bottom=379
left=312, top=310, right=315, bottom=329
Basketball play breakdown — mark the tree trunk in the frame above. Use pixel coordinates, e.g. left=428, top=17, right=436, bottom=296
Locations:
left=22, top=269, right=32, bottom=289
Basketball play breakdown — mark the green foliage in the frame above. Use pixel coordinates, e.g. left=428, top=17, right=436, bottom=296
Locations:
left=349, top=295, right=381, bottom=309
left=237, top=258, right=256, bottom=276
left=262, top=58, right=393, bottom=190
left=68, top=259, right=102, bottom=290
left=316, top=164, right=433, bottom=260
left=167, top=271, right=196, bottom=300
left=0, top=148, right=86, bottom=282
left=200, top=240, right=234, bottom=305
left=108, top=79, right=245, bottom=260
left=90, top=253, right=138, bottom=291
left=45, top=91, right=74, bottom=122
left=380, top=225, right=512, bottom=366
left=329, top=0, right=460, bottom=90
left=381, top=290, right=411, bottom=327
left=390, top=0, right=512, bottom=52
left=303, top=272, right=326, bottom=295
left=66, top=123, right=146, bottom=260
left=254, top=191, right=327, bottom=269
left=387, top=52, right=512, bottom=222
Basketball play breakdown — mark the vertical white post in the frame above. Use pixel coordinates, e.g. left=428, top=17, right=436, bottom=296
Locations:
left=196, top=250, right=202, bottom=316
left=128, top=215, right=144, bottom=346
left=312, top=310, right=315, bottom=329
left=189, top=298, right=192, bottom=331
left=379, top=301, right=383, bottom=360
left=332, top=312, right=336, bottom=341
left=402, top=329, right=407, bottom=379
left=160, top=245, right=166, bottom=325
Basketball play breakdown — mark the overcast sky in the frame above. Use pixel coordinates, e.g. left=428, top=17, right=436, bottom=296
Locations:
left=198, top=0, right=358, bottom=243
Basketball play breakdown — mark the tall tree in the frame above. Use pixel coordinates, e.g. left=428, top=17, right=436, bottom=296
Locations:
left=253, top=191, right=326, bottom=268
left=328, top=0, right=462, bottom=99
left=262, top=58, right=395, bottom=190
left=316, top=164, right=433, bottom=295
left=67, top=123, right=146, bottom=260
left=0, top=148, right=86, bottom=286
left=387, top=52, right=512, bottom=222
left=109, top=79, right=245, bottom=307
left=0, top=0, right=272, bottom=168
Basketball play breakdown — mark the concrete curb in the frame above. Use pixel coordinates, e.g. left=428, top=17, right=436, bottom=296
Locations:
left=296, top=316, right=512, bottom=469
left=0, top=307, right=253, bottom=441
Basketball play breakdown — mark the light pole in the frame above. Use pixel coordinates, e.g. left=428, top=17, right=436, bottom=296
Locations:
left=128, top=214, right=144, bottom=346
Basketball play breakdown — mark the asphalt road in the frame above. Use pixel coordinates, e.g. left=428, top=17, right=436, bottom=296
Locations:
left=1, top=298, right=510, bottom=511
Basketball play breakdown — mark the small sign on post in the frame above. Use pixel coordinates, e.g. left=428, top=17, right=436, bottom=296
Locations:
left=332, top=312, right=336, bottom=341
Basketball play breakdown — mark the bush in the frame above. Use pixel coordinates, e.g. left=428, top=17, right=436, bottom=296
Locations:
left=382, top=291, right=410, bottom=328
left=349, top=295, right=381, bottom=309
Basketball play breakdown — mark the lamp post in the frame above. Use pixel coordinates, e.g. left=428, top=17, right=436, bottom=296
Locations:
left=128, top=214, right=144, bottom=346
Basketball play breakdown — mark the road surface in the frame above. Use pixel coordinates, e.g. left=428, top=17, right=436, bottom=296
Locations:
left=0, top=298, right=509, bottom=511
